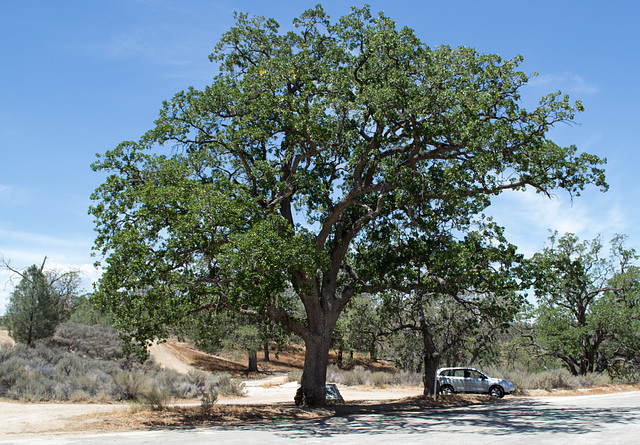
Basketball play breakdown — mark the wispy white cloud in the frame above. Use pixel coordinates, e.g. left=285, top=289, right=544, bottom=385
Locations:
left=488, top=187, right=625, bottom=257
left=528, top=72, right=600, bottom=95
left=0, top=184, right=28, bottom=206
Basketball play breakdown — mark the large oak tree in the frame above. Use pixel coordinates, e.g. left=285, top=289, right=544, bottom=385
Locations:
left=90, top=6, right=606, bottom=405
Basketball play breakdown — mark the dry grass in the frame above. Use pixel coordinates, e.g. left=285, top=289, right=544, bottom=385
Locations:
left=163, top=342, right=249, bottom=375
left=524, top=382, right=640, bottom=397
left=0, top=328, right=14, bottom=347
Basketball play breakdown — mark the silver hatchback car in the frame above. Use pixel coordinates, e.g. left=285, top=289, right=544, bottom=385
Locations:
left=436, top=367, right=515, bottom=398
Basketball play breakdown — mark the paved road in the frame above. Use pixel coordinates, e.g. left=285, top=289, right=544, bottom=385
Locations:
left=3, top=392, right=640, bottom=444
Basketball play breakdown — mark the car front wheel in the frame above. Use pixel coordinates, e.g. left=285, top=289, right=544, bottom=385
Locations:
left=489, top=385, right=504, bottom=398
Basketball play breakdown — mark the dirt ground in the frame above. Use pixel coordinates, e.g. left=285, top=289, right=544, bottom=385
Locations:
left=2, top=329, right=640, bottom=441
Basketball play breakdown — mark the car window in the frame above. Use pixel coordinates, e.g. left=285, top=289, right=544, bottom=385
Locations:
left=453, top=369, right=466, bottom=377
left=468, top=370, right=483, bottom=379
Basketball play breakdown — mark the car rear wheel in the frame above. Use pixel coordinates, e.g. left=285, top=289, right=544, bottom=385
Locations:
left=489, top=385, right=504, bottom=398
left=440, top=385, right=454, bottom=395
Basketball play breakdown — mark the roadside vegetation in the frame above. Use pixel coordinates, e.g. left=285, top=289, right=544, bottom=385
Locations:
left=0, top=318, right=637, bottom=409
left=0, top=323, right=244, bottom=409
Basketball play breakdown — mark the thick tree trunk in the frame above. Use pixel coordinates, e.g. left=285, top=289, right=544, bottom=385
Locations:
left=416, top=292, right=440, bottom=396
left=263, top=341, right=270, bottom=362
left=247, top=349, right=258, bottom=373
left=294, top=301, right=343, bottom=406
left=295, top=333, right=333, bottom=406
left=265, top=301, right=339, bottom=406
left=423, top=351, right=440, bottom=396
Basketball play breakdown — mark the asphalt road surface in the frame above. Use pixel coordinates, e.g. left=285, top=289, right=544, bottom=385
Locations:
left=3, top=391, right=640, bottom=444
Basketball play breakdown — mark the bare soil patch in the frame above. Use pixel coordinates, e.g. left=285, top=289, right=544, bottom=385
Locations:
left=108, top=394, right=502, bottom=431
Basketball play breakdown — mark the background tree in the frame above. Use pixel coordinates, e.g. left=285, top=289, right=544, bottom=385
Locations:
left=522, top=232, right=640, bottom=376
left=333, top=294, right=383, bottom=365
left=90, top=6, right=606, bottom=405
left=4, top=260, right=60, bottom=346
left=67, top=294, right=113, bottom=326
left=2, top=256, right=83, bottom=324
left=2, top=257, right=84, bottom=346
left=356, top=222, right=525, bottom=395
left=183, top=307, right=294, bottom=372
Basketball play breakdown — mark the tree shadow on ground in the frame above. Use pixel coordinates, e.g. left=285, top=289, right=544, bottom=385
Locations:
left=138, top=395, right=640, bottom=440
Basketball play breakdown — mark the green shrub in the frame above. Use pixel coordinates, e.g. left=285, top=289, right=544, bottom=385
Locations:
left=200, top=378, right=219, bottom=413
left=141, top=382, right=174, bottom=411
left=187, top=369, right=208, bottom=389
left=113, top=369, right=150, bottom=401
left=369, top=371, right=394, bottom=388
left=393, top=370, right=423, bottom=387
left=51, top=323, right=125, bottom=361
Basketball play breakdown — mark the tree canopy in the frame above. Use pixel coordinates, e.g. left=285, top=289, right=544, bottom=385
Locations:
left=90, top=5, right=606, bottom=404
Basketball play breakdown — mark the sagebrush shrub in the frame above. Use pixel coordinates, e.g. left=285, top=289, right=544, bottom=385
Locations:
left=206, top=372, right=245, bottom=397
left=0, top=323, right=199, bottom=403
left=326, top=364, right=421, bottom=387
left=113, top=369, right=150, bottom=401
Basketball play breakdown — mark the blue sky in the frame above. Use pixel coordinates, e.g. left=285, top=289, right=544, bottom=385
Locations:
left=1, top=0, right=638, bottom=314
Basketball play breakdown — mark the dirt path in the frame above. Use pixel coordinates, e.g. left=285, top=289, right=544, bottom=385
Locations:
left=148, top=341, right=198, bottom=374
left=0, top=400, right=128, bottom=440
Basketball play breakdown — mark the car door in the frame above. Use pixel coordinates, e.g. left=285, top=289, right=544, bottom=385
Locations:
left=466, top=369, right=487, bottom=393
left=452, top=368, right=469, bottom=392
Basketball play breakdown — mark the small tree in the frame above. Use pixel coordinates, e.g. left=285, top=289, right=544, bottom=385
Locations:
left=333, top=295, right=383, bottom=365
left=2, top=257, right=84, bottom=346
left=4, top=261, right=59, bottom=346
left=183, top=305, right=293, bottom=372
left=67, top=294, right=113, bottom=326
